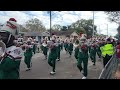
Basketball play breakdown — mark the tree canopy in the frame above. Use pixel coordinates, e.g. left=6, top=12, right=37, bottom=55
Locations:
left=105, top=11, right=120, bottom=24
left=25, top=18, right=46, bottom=32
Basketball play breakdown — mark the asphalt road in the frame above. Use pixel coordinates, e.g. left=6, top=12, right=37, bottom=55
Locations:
left=20, top=50, right=103, bottom=79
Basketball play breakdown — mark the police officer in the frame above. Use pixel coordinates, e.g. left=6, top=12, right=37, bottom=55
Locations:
left=100, top=38, right=114, bottom=67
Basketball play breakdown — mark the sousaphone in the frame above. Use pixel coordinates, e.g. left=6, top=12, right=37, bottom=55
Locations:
left=0, top=41, right=6, bottom=58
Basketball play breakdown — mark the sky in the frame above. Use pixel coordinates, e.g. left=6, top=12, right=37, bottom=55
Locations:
left=0, top=11, right=118, bottom=36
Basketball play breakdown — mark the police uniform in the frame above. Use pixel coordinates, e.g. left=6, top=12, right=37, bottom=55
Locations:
left=0, top=18, right=23, bottom=79
left=100, top=38, right=114, bottom=67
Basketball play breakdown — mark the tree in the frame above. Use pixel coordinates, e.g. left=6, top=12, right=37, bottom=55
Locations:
left=105, top=11, right=120, bottom=24
left=25, top=18, right=46, bottom=32
left=69, top=19, right=97, bottom=38
left=117, top=25, right=120, bottom=33
left=19, top=25, right=29, bottom=32
left=105, top=11, right=120, bottom=39
left=61, top=26, right=68, bottom=31
left=70, top=27, right=86, bottom=34
left=116, top=25, right=120, bottom=39
left=52, top=24, right=62, bottom=31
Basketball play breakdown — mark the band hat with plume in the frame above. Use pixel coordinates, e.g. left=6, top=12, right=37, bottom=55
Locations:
left=0, top=19, right=19, bottom=37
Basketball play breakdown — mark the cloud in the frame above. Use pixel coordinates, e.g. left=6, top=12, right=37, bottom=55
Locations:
left=0, top=11, right=118, bottom=36
left=0, top=11, right=31, bottom=25
left=28, top=11, right=44, bottom=16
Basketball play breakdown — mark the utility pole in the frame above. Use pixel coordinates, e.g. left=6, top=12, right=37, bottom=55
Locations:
left=107, top=24, right=108, bottom=37
left=99, top=25, right=100, bottom=35
left=93, top=11, right=94, bottom=37
left=50, top=11, right=52, bottom=37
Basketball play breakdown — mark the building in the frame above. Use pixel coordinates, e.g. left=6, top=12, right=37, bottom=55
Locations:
left=51, top=31, right=74, bottom=39
left=24, top=31, right=50, bottom=43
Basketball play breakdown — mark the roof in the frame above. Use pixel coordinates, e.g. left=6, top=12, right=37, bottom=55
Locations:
left=71, top=32, right=79, bottom=36
left=41, top=31, right=50, bottom=36
left=24, top=32, right=42, bottom=36
left=51, top=31, right=73, bottom=36
left=24, top=31, right=74, bottom=37
left=24, top=31, right=50, bottom=37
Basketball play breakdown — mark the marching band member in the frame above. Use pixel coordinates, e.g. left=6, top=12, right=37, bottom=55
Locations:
left=64, top=38, right=69, bottom=54
left=24, top=40, right=33, bottom=71
left=42, top=40, right=48, bottom=60
left=74, top=39, right=79, bottom=61
left=77, top=37, right=89, bottom=79
left=48, top=34, right=57, bottom=75
left=89, top=41, right=97, bottom=65
left=32, top=41, right=36, bottom=54
left=56, top=38, right=61, bottom=61
left=60, top=37, right=64, bottom=51
left=68, top=39, right=73, bottom=57
left=0, top=18, right=23, bottom=79
left=96, top=40, right=102, bottom=60
left=36, top=41, right=40, bottom=53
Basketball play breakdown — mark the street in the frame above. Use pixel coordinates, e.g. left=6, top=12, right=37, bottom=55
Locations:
left=20, top=50, right=103, bottom=79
